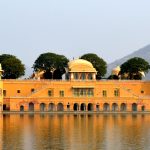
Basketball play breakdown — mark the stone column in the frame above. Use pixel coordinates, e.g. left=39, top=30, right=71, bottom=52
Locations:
left=70, top=104, right=74, bottom=111
left=84, top=105, right=86, bottom=111
left=93, top=104, right=97, bottom=111
left=92, top=73, right=96, bottom=80
left=45, top=104, right=49, bottom=111
left=137, top=104, right=141, bottom=112
left=126, top=103, right=131, bottom=112
left=70, top=73, right=74, bottom=80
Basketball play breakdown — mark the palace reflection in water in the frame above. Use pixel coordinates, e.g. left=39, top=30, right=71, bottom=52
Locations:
left=0, top=113, right=150, bottom=150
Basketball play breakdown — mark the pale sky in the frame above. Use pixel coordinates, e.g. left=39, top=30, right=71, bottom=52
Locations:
left=0, top=0, right=150, bottom=68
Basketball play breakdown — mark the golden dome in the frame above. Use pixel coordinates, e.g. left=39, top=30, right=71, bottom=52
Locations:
left=68, top=59, right=97, bottom=73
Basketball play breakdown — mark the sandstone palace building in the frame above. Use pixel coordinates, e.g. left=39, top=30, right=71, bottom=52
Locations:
left=0, top=59, right=150, bottom=112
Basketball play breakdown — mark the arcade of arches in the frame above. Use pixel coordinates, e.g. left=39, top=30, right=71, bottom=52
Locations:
left=18, top=102, right=145, bottom=112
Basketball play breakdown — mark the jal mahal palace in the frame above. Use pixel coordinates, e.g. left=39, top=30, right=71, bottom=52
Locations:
left=0, top=59, right=150, bottom=112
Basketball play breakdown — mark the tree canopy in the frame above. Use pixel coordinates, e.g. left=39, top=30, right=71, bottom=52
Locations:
left=0, top=54, right=25, bottom=79
left=120, top=57, right=150, bottom=80
left=108, top=75, right=119, bottom=80
left=33, top=52, right=69, bottom=79
left=80, top=53, right=107, bottom=79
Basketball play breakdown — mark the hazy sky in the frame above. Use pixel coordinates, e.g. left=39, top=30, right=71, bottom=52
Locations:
left=0, top=0, right=150, bottom=68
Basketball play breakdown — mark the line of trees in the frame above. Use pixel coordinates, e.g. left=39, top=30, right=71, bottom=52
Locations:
left=0, top=53, right=150, bottom=80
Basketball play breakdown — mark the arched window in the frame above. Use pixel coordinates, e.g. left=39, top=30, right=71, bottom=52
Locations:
left=88, top=73, right=93, bottom=80
left=120, top=103, right=126, bottom=111
left=20, top=105, right=24, bottom=112
left=132, top=103, right=137, bottom=111
left=73, top=103, right=79, bottom=111
left=81, top=73, right=86, bottom=80
left=49, top=103, right=55, bottom=111
left=29, top=102, right=34, bottom=111
left=103, top=103, right=110, bottom=111
left=80, top=103, right=86, bottom=111
left=57, top=103, right=64, bottom=111
left=88, top=103, right=93, bottom=111
left=40, top=103, right=46, bottom=112
left=74, top=73, right=78, bottom=80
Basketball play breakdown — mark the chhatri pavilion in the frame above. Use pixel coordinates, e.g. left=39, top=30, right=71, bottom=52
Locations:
left=0, top=59, right=150, bottom=112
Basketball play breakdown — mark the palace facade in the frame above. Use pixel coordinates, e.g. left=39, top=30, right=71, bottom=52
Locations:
left=0, top=59, right=150, bottom=112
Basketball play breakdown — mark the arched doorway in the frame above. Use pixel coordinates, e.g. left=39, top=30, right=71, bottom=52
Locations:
left=132, top=103, right=137, bottom=112
left=57, top=103, right=64, bottom=111
left=103, top=103, right=110, bottom=111
left=88, top=103, right=93, bottom=111
left=141, top=105, right=145, bottom=111
left=67, top=103, right=70, bottom=111
left=112, top=103, right=118, bottom=111
left=3, top=104, right=7, bottom=111
left=29, top=102, right=34, bottom=111
left=20, top=105, right=24, bottom=112
left=40, top=103, right=45, bottom=112
left=120, top=103, right=127, bottom=111
left=80, top=103, right=86, bottom=111
left=96, top=104, right=100, bottom=111
left=73, top=103, right=79, bottom=111
left=49, top=103, right=55, bottom=111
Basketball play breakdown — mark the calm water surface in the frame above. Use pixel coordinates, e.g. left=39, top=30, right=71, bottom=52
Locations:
left=1, top=113, right=150, bottom=150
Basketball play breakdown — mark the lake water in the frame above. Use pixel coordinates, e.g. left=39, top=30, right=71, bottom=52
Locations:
left=0, top=113, right=150, bottom=150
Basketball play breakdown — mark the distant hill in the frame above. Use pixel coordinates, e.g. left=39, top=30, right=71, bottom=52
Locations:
left=106, top=44, right=150, bottom=80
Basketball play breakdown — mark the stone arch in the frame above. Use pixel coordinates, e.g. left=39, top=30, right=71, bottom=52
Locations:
left=40, top=103, right=46, bottom=112
left=120, top=103, right=127, bottom=111
left=57, top=103, right=64, bottom=111
left=103, top=103, right=110, bottom=111
left=29, top=102, right=34, bottom=111
left=81, top=73, right=86, bottom=80
left=67, top=103, right=70, bottom=111
left=73, top=103, right=79, bottom=111
left=112, top=103, right=118, bottom=111
left=49, top=103, right=55, bottom=111
left=80, top=103, right=86, bottom=111
left=3, top=104, right=7, bottom=111
left=96, top=104, right=100, bottom=111
left=141, top=105, right=145, bottom=112
left=132, top=103, right=137, bottom=112
left=88, top=73, right=93, bottom=80
left=20, top=105, right=24, bottom=112
left=87, top=103, right=93, bottom=111
left=74, top=73, right=79, bottom=80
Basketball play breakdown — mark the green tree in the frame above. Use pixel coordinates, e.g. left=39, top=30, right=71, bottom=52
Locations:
left=108, top=75, right=119, bottom=80
left=80, top=53, right=107, bottom=79
left=120, top=57, right=150, bottom=80
left=0, top=54, right=25, bottom=79
left=33, top=52, right=69, bottom=79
